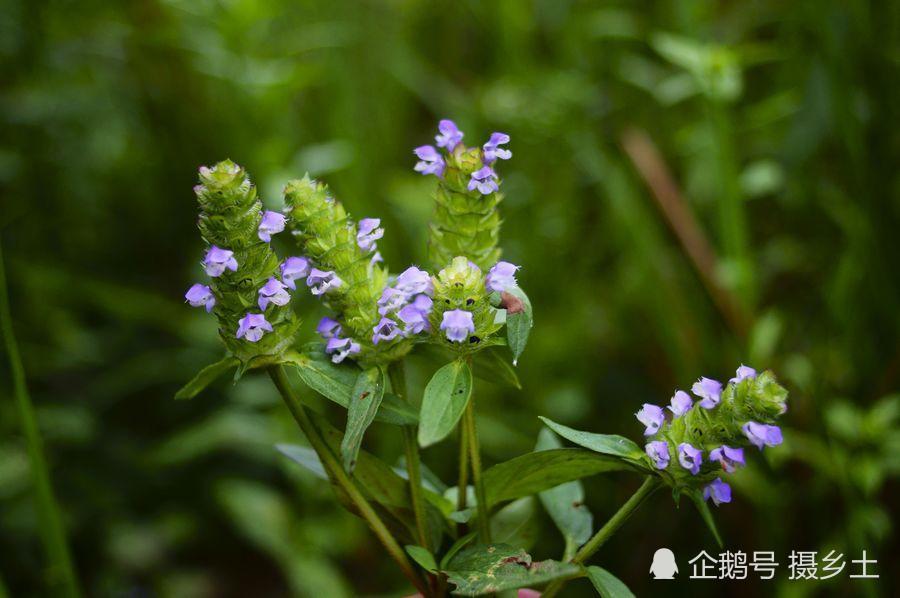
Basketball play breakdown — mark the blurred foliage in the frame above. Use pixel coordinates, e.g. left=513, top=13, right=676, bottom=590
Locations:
left=1, top=0, right=898, bottom=596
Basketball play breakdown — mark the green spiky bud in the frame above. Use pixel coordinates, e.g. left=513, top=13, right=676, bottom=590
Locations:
left=194, top=160, right=299, bottom=364
left=429, top=256, right=502, bottom=353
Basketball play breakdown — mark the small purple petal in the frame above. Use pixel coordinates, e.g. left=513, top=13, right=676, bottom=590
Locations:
left=396, top=266, right=434, bottom=298
left=357, top=218, right=384, bottom=252
left=692, top=377, right=723, bottom=409
left=236, top=313, right=272, bottom=343
left=729, top=364, right=757, bottom=385
left=742, top=422, right=783, bottom=449
left=414, top=145, right=445, bottom=177
left=645, top=440, right=670, bottom=470
left=257, top=277, right=291, bottom=311
left=677, top=443, right=703, bottom=475
left=467, top=166, right=499, bottom=195
left=635, top=404, right=665, bottom=436
left=307, top=268, right=342, bottom=296
left=486, top=261, right=519, bottom=293
left=703, top=478, right=732, bottom=506
left=280, top=257, right=311, bottom=290
left=440, top=309, right=474, bottom=343
left=372, top=317, right=401, bottom=344
left=435, top=119, right=464, bottom=151
left=668, top=390, right=693, bottom=417
left=203, top=246, right=238, bottom=277
left=258, top=210, right=286, bottom=242
left=398, top=303, right=429, bottom=335
left=325, top=336, right=361, bottom=364
left=316, top=316, right=342, bottom=339
left=709, top=446, right=745, bottom=473
left=185, top=283, right=216, bottom=313
left=377, top=287, right=407, bottom=316
left=482, top=132, right=512, bottom=164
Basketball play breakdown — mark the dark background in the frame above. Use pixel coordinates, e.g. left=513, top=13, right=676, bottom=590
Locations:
left=1, top=1, right=898, bottom=596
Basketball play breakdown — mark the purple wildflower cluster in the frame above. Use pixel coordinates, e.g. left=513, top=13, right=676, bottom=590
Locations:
left=635, top=365, right=783, bottom=507
left=413, top=119, right=511, bottom=196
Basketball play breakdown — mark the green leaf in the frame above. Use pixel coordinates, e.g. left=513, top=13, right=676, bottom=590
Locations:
left=484, top=448, right=641, bottom=507
left=443, top=544, right=581, bottom=595
left=490, top=497, right=538, bottom=551
left=471, top=347, right=521, bottom=389
left=689, top=489, right=724, bottom=548
left=174, top=355, right=239, bottom=399
left=341, top=367, right=385, bottom=473
left=587, top=566, right=635, bottom=598
left=417, top=360, right=473, bottom=447
left=504, top=286, right=533, bottom=365
left=439, top=531, right=478, bottom=570
left=535, top=429, right=593, bottom=552
left=276, top=444, right=327, bottom=480
left=540, top=417, right=646, bottom=461
left=404, top=545, right=438, bottom=573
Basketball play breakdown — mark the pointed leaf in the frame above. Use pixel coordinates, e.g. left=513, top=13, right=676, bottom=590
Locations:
left=472, top=347, right=521, bottom=389
left=341, top=367, right=386, bottom=472
left=405, top=545, right=438, bottom=573
left=540, top=417, right=646, bottom=461
left=587, top=566, right=635, bottom=598
left=689, top=489, right=724, bottom=547
left=174, top=355, right=239, bottom=399
left=418, top=360, right=473, bottom=447
left=443, top=544, right=581, bottom=595
left=490, top=497, right=538, bottom=551
left=439, top=531, right=478, bottom=570
left=504, top=286, right=533, bottom=365
left=535, top=429, right=593, bottom=551
left=276, top=444, right=327, bottom=480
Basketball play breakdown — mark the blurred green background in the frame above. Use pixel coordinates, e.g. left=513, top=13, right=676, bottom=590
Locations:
left=2, top=0, right=899, bottom=596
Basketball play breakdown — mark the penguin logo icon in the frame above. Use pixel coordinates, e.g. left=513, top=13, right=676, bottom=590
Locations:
left=650, top=548, right=678, bottom=579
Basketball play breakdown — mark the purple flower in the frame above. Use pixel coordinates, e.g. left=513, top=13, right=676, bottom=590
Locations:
left=326, top=336, right=361, bottom=364
left=482, top=132, right=512, bottom=164
left=377, top=287, right=406, bottom=315
left=692, top=377, right=723, bottom=409
left=486, top=261, right=519, bottom=293
left=703, top=478, right=732, bottom=506
left=435, top=119, right=463, bottom=151
left=258, top=210, right=286, bottom=242
left=410, top=294, right=433, bottom=314
left=185, top=283, right=216, bottom=313
left=370, top=252, right=384, bottom=268
left=280, top=257, right=311, bottom=290
left=236, top=313, right=273, bottom=343
left=414, top=145, right=445, bottom=177
left=357, top=218, right=384, bottom=252
left=645, top=441, right=670, bottom=470
left=677, top=443, right=703, bottom=475
left=307, top=268, right=342, bottom=296
left=203, top=246, right=238, bottom=277
left=372, top=317, right=401, bottom=344
left=635, top=404, right=665, bottom=436
left=468, top=166, right=499, bottom=195
left=398, top=303, right=429, bottom=335
left=709, top=446, right=746, bottom=473
left=395, top=266, right=434, bottom=297
left=729, top=364, right=757, bottom=385
left=668, top=390, right=693, bottom=417
left=316, top=316, right=342, bottom=339
left=440, top=309, right=474, bottom=343
left=257, top=277, right=291, bottom=311
left=742, top=422, right=783, bottom=449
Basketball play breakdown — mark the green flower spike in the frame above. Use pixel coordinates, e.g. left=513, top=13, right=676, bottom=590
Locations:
left=429, top=256, right=503, bottom=353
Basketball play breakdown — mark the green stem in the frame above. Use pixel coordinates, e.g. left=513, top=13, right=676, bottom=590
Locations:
left=543, top=476, right=658, bottom=598
left=456, top=421, right=469, bottom=537
left=462, top=400, right=490, bottom=543
left=0, top=239, right=80, bottom=598
left=267, top=365, right=429, bottom=596
left=387, top=362, right=431, bottom=549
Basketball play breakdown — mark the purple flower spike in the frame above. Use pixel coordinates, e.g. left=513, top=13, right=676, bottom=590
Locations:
left=203, top=246, right=238, bottom=277
left=377, top=287, right=406, bottom=315
left=414, top=145, right=445, bottom=177
left=709, top=446, right=746, bottom=473
left=668, top=390, right=693, bottom=417
left=257, top=277, right=291, bottom=311
left=742, top=422, right=783, bottom=449
left=316, top=316, right=342, bottom=339
left=677, top=443, right=703, bottom=475
left=398, top=303, right=429, bottom=335
left=645, top=441, right=670, bottom=470
left=704, top=478, right=732, bottom=506
left=467, top=166, right=499, bottom=195
left=307, top=268, right=342, bottom=296
left=729, top=364, right=757, bottom=385
left=486, top=261, right=520, bottom=293
left=185, top=283, right=216, bottom=313
left=435, top=119, right=464, bottom=151
left=357, top=218, right=384, bottom=252
left=440, top=309, right=474, bottom=343
left=280, top=257, right=311, bottom=290
left=325, top=336, right=361, bottom=364
left=635, top=404, right=665, bottom=436
left=482, top=132, right=512, bottom=164
left=236, top=313, right=273, bottom=343
left=258, top=210, right=286, bottom=242
left=372, top=317, right=401, bottom=344
left=396, top=266, right=434, bottom=298
left=692, top=377, right=723, bottom=409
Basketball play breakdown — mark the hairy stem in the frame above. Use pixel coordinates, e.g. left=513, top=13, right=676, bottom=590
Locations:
left=543, top=476, right=658, bottom=597
left=0, top=238, right=81, bottom=598
left=267, top=365, right=429, bottom=596
left=462, top=400, right=491, bottom=543
left=388, top=362, right=431, bottom=549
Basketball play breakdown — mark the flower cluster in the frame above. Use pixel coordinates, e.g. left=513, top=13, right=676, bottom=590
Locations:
left=635, top=365, right=788, bottom=506
left=185, top=161, right=300, bottom=363
left=413, top=119, right=509, bottom=272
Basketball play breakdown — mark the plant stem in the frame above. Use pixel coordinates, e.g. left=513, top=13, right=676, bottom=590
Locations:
left=387, top=362, right=431, bottom=549
left=0, top=239, right=81, bottom=598
left=267, top=365, right=429, bottom=596
left=462, top=400, right=490, bottom=543
left=542, top=476, right=658, bottom=598
left=456, top=420, right=469, bottom=536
